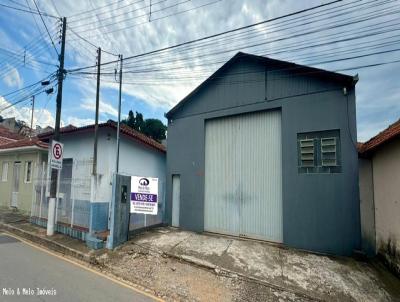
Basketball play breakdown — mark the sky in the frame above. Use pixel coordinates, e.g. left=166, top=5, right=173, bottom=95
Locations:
left=0, top=0, right=399, bottom=142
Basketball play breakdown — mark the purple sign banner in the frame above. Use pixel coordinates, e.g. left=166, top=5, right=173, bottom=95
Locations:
left=131, top=193, right=158, bottom=203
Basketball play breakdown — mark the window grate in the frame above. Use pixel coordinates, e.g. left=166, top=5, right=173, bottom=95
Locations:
left=321, top=137, right=337, bottom=166
left=300, top=139, right=315, bottom=167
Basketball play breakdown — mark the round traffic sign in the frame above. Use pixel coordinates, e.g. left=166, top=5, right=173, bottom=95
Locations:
left=53, top=143, right=62, bottom=160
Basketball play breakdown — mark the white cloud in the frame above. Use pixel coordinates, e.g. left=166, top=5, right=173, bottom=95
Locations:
left=3, top=65, right=23, bottom=88
left=64, top=116, right=95, bottom=127
left=80, top=98, right=118, bottom=117
left=0, top=96, right=54, bottom=128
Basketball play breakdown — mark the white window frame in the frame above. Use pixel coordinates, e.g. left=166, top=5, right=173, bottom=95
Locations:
left=1, top=162, right=8, bottom=182
left=24, top=161, right=33, bottom=183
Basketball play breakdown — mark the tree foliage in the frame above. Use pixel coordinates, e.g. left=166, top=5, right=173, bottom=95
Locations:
left=122, top=110, right=166, bottom=142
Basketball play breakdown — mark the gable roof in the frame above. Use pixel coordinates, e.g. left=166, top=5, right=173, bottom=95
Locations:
left=358, top=119, right=400, bottom=155
left=38, top=121, right=166, bottom=153
left=166, top=52, right=357, bottom=119
left=0, top=136, right=48, bottom=151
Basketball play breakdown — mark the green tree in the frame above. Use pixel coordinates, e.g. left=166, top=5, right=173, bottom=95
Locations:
left=134, top=111, right=144, bottom=132
left=126, top=110, right=135, bottom=128
left=122, top=111, right=166, bottom=143
left=142, top=118, right=167, bottom=142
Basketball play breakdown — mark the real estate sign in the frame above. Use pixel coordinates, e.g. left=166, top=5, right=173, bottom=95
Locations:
left=50, top=140, right=63, bottom=170
left=130, top=176, right=158, bottom=215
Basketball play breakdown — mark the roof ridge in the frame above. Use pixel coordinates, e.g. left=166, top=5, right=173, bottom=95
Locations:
left=0, top=136, right=48, bottom=150
left=360, top=118, right=400, bottom=154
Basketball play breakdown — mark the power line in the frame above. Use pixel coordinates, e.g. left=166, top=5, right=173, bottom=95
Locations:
left=71, top=0, right=222, bottom=36
left=0, top=79, right=58, bottom=113
left=69, top=1, right=400, bottom=76
left=69, top=0, right=146, bottom=24
left=70, top=0, right=169, bottom=29
left=69, top=58, right=400, bottom=87
left=114, top=20, right=400, bottom=75
left=110, top=4, right=400, bottom=73
left=68, top=0, right=132, bottom=19
left=68, top=0, right=344, bottom=73
left=67, top=26, right=119, bottom=57
left=0, top=2, right=58, bottom=18
left=32, top=0, right=60, bottom=57
left=24, top=0, right=57, bottom=58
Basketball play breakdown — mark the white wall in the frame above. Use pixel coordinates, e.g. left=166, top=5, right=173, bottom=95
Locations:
left=372, top=138, right=400, bottom=254
left=109, top=131, right=166, bottom=202
left=58, top=127, right=166, bottom=205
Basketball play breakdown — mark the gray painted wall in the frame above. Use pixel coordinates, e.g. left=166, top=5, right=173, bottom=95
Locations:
left=166, top=55, right=360, bottom=255
left=358, top=158, right=376, bottom=256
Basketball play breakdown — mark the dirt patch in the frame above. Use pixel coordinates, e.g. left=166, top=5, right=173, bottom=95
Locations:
left=97, top=242, right=313, bottom=302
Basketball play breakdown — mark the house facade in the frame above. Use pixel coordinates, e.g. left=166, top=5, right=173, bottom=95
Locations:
left=0, top=137, right=48, bottom=214
left=35, top=121, right=166, bottom=240
left=166, top=52, right=360, bottom=256
left=359, top=119, right=400, bottom=274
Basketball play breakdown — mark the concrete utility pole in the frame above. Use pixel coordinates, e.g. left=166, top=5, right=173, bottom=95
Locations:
left=47, top=17, right=66, bottom=236
left=115, top=54, right=123, bottom=174
left=30, top=95, right=35, bottom=137
left=93, top=47, right=101, bottom=176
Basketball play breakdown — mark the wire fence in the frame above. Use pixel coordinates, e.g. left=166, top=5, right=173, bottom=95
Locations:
left=31, top=160, right=92, bottom=230
left=31, top=158, right=166, bottom=238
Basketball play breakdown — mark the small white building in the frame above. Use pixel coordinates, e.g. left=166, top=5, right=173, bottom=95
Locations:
left=359, top=119, right=400, bottom=275
left=33, top=121, right=166, bottom=239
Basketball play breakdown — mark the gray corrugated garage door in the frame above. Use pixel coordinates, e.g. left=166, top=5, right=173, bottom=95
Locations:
left=204, top=110, right=282, bottom=242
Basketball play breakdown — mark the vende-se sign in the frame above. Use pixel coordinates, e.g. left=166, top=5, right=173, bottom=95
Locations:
left=50, top=140, right=63, bottom=170
left=130, top=176, right=158, bottom=215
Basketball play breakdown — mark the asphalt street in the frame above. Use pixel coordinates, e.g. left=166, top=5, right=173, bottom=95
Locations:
left=0, top=233, right=159, bottom=302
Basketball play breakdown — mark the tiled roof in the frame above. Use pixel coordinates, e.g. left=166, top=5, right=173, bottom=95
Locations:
left=0, top=136, right=48, bottom=150
left=359, top=119, right=400, bottom=155
left=0, top=126, right=25, bottom=142
left=39, top=121, right=166, bottom=153
left=0, top=137, right=15, bottom=145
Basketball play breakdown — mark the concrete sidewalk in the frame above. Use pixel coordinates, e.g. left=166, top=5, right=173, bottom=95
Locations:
left=0, top=207, right=100, bottom=263
left=128, top=227, right=400, bottom=301
left=2, top=208, right=399, bottom=301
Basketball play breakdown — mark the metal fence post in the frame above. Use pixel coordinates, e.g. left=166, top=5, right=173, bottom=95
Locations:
left=70, top=161, right=76, bottom=228
left=54, top=169, right=61, bottom=226
left=39, top=162, right=45, bottom=219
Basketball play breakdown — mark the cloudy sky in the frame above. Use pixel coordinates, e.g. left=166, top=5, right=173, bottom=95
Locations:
left=0, top=0, right=399, bottom=142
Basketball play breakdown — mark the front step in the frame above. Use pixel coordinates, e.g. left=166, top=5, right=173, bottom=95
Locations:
left=86, top=234, right=104, bottom=250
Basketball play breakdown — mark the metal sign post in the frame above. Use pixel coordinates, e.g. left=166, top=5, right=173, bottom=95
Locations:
left=47, top=140, right=64, bottom=236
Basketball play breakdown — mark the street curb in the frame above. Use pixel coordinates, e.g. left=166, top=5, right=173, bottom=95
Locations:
left=0, top=223, right=322, bottom=301
left=0, top=223, right=97, bottom=265
left=163, top=251, right=323, bottom=302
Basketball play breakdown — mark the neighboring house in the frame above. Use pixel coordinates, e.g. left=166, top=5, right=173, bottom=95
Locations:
left=36, top=121, right=166, bottom=241
left=0, top=137, right=48, bottom=213
left=0, top=125, right=25, bottom=146
left=358, top=119, right=400, bottom=274
left=0, top=117, right=31, bottom=136
left=165, top=52, right=360, bottom=256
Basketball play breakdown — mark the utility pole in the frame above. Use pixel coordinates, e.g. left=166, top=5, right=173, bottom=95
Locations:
left=47, top=17, right=66, bottom=236
left=93, top=47, right=101, bottom=176
left=115, top=54, right=123, bottom=173
left=30, top=95, right=35, bottom=137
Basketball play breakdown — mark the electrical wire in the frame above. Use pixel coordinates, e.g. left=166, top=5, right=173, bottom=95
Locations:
left=0, top=2, right=58, bottom=18
left=32, top=0, right=59, bottom=56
